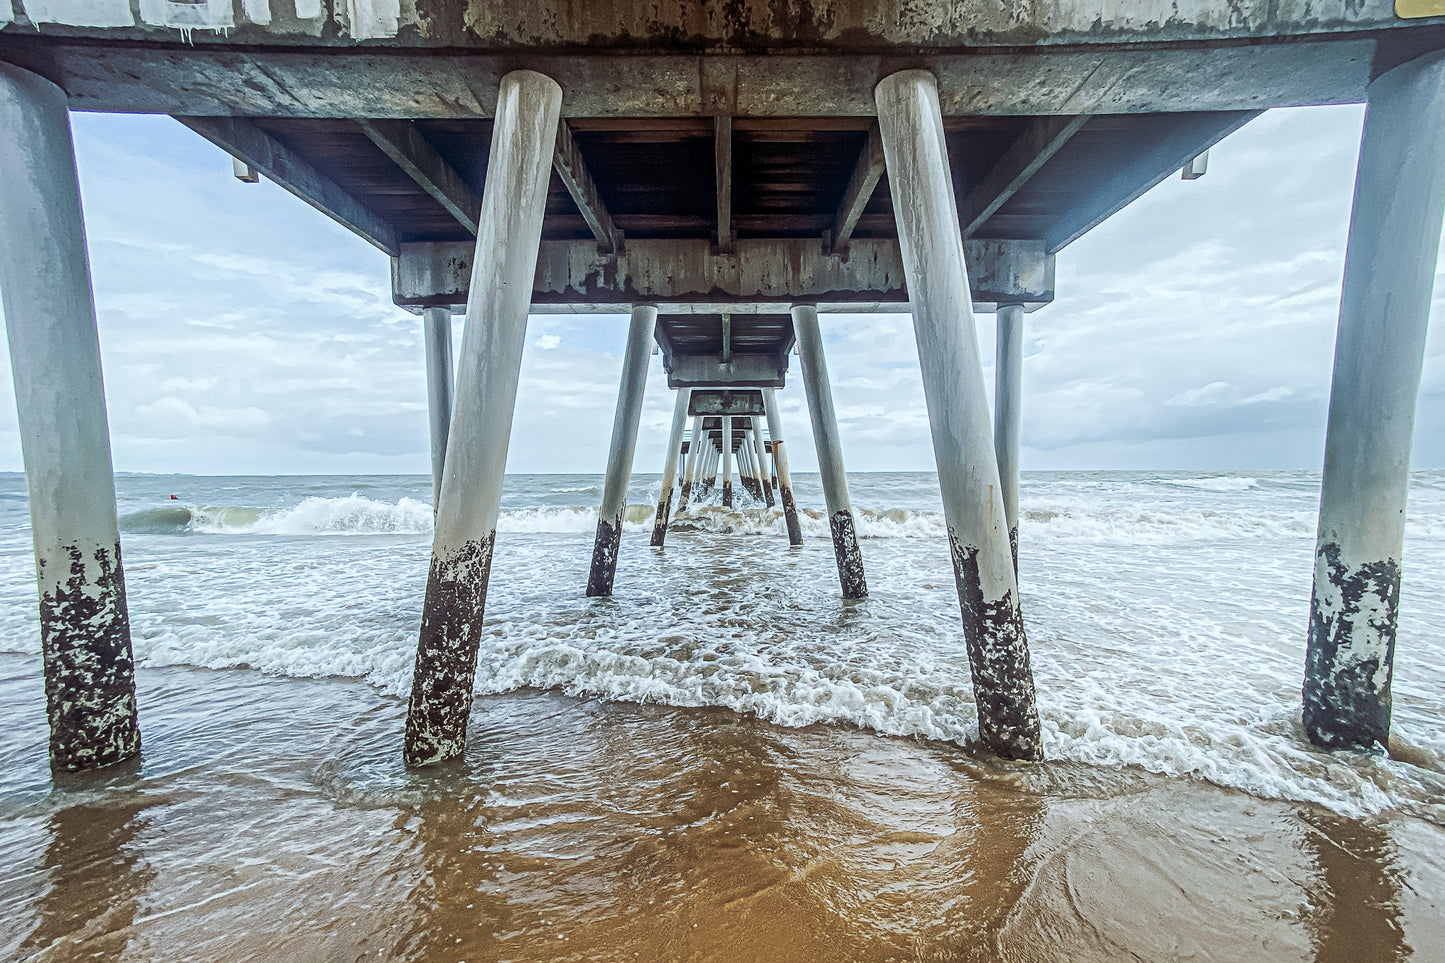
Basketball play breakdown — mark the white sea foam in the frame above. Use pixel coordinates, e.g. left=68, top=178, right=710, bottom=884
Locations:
left=1171, top=476, right=1261, bottom=492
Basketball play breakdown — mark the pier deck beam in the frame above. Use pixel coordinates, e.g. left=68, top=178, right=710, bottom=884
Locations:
left=0, top=63, right=140, bottom=773
left=721, top=416, right=734, bottom=508
left=587, top=304, right=658, bottom=595
left=678, top=415, right=703, bottom=511
left=651, top=388, right=692, bottom=547
left=1304, top=51, right=1445, bottom=752
left=422, top=305, right=454, bottom=510
left=994, top=303, right=1025, bottom=572
left=792, top=304, right=867, bottom=599
left=405, top=69, right=562, bottom=767
left=876, top=69, right=1042, bottom=761
left=752, top=422, right=776, bottom=508
left=764, top=389, right=804, bottom=546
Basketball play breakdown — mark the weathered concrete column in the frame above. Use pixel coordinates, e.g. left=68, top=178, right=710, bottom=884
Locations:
left=876, top=69, right=1041, bottom=760
left=792, top=304, right=867, bottom=598
left=422, top=305, right=454, bottom=510
left=763, top=389, right=804, bottom=546
left=651, top=388, right=692, bottom=547
left=737, top=424, right=760, bottom=502
left=704, top=441, right=719, bottom=498
left=405, top=70, right=562, bottom=767
left=994, top=303, right=1025, bottom=573
left=1304, top=51, right=1445, bottom=752
left=0, top=64, right=140, bottom=773
left=751, top=421, right=776, bottom=507
left=587, top=304, right=658, bottom=595
left=678, top=415, right=704, bottom=511
left=721, top=416, right=734, bottom=508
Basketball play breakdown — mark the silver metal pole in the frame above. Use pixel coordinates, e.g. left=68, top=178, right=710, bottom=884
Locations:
left=422, top=305, right=454, bottom=511
left=792, top=304, right=867, bottom=598
left=588, top=304, right=658, bottom=595
left=651, top=388, right=693, bottom=547
left=0, top=63, right=140, bottom=772
left=1304, top=51, right=1445, bottom=751
left=406, top=70, right=562, bottom=766
left=876, top=68, right=1041, bottom=760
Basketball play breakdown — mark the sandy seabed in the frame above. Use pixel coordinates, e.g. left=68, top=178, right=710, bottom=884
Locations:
left=1, top=656, right=1441, bottom=963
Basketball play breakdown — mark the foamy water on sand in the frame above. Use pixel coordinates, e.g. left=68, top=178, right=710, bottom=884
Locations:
left=1, top=469, right=1443, bottom=959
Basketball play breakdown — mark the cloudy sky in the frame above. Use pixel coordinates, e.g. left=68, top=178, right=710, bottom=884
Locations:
left=0, top=104, right=1441, bottom=476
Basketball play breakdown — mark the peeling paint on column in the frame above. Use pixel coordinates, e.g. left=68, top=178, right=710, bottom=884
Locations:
left=948, top=530, right=1042, bottom=762
left=38, top=542, right=140, bottom=772
left=404, top=532, right=495, bottom=767
left=650, top=493, right=673, bottom=547
left=1304, top=542, right=1399, bottom=750
left=341, top=0, right=402, bottom=40
left=139, top=0, right=234, bottom=39
left=829, top=510, right=867, bottom=600
left=586, top=517, right=623, bottom=597
left=722, top=480, right=734, bottom=509
left=18, top=0, right=135, bottom=27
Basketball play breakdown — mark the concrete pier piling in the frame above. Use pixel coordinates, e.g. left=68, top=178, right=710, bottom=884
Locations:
left=0, top=63, right=141, bottom=772
left=1303, top=51, right=1445, bottom=752
left=738, top=424, right=761, bottom=503
left=423, top=305, right=454, bottom=511
left=994, top=303, right=1025, bottom=573
left=651, top=388, right=692, bottom=547
left=405, top=70, right=562, bottom=767
left=792, top=304, right=867, bottom=599
left=764, top=389, right=804, bottom=546
left=587, top=304, right=658, bottom=595
left=678, top=415, right=703, bottom=512
left=751, top=422, right=776, bottom=508
left=876, top=69, right=1042, bottom=761
left=721, top=416, right=734, bottom=508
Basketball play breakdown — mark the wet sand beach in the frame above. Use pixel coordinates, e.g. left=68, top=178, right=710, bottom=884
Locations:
left=1, top=656, right=1441, bottom=962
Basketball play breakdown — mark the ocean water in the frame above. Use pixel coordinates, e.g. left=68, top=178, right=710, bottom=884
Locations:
left=1, top=470, right=1443, bottom=817
left=1, top=469, right=1443, bottom=960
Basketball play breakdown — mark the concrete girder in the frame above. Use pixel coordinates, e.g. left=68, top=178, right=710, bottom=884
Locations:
left=177, top=115, right=401, bottom=256
left=689, top=390, right=766, bottom=417
left=2, top=41, right=1395, bottom=119
left=959, top=114, right=1090, bottom=239
left=829, top=122, right=884, bottom=254
left=553, top=120, right=622, bottom=254
left=392, top=237, right=1055, bottom=312
left=664, top=354, right=788, bottom=389
left=715, top=115, right=733, bottom=252
left=357, top=119, right=482, bottom=236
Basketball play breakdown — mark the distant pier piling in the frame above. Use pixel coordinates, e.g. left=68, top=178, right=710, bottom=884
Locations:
left=764, top=389, right=804, bottom=546
left=0, top=63, right=141, bottom=772
left=422, top=305, right=454, bottom=510
left=651, top=389, right=692, bottom=547
left=994, top=303, right=1024, bottom=573
left=678, top=415, right=703, bottom=511
left=405, top=70, right=562, bottom=767
left=721, top=416, right=734, bottom=508
left=1303, top=51, right=1445, bottom=752
left=751, top=421, right=776, bottom=508
left=876, top=69, right=1042, bottom=761
left=792, top=304, right=867, bottom=598
left=587, top=304, right=657, bottom=596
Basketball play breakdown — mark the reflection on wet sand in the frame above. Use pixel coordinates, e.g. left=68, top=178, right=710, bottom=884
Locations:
left=1301, top=808, right=1408, bottom=963
left=0, top=660, right=1440, bottom=962
left=19, top=776, right=155, bottom=961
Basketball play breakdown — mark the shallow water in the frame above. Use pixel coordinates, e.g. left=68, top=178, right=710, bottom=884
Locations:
left=1, top=469, right=1443, bottom=959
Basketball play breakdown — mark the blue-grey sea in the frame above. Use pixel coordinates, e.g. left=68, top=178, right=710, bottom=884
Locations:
left=1, top=469, right=1442, bottom=960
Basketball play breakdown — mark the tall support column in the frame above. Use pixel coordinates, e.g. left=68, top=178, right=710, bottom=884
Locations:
left=0, top=64, right=140, bottom=772
left=651, top=388, right=693, bottom=547
left=422, top=306, right=454, bottom=510
left=876, top=69, right=1041, bottom=761
left=405, top=70, right=562, bottom=767
left=678, top=415, right=704, bottom=511
left=763, top=389, right=804, bottom=546
left=587, top=304, right=658, bottom=595
left=792, top=304, right=867, bottom=598
left=1304, top=51, right=1445, bottom=751
left=738, top=425, right=759, bottom=502
left=705, top=441, right=719, bottom=498
left=994, top=303, right=1025, bottom=573
left=721, top=416, right=734, bottom=508
left=752, top=421, right=776, bottom=508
